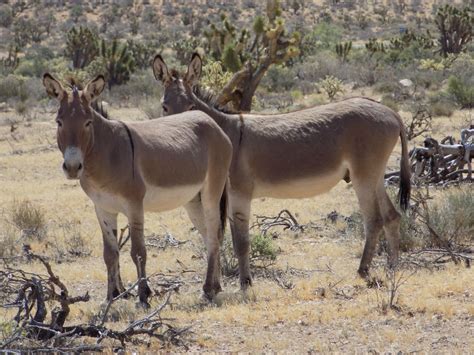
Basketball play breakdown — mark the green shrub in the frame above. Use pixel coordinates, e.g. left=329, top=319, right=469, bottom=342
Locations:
left=447, top=75, right=474, bottom=108
left=0, top=75, right=28, bottom=101
left=250, top=234, right=277, bottom=261
left=263, top=65, right=296, bottom=92
left=319, top=75, right=344, bottom=100
left=0, top=4, right=13, bottom=28
left=301, top=22, right=343, bottom=56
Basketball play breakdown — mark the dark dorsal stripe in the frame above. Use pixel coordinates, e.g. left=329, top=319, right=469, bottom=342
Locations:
left=120, top=121, right=135, bottom=179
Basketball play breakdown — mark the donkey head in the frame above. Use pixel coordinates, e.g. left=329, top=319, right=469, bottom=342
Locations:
left=152, top=53, right=202, bottom=116
left=42, top=73, right=105, bottom=179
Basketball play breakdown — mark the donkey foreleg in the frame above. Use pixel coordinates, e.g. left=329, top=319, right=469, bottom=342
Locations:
left=128, top=209, right=151, bottom=307
left=95, top=206, right=125, bottom=300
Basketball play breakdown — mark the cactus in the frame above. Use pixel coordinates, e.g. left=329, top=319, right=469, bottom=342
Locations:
left=65, top=26, right=99, bottom=69
left=365, top=38, right=385, bottom=56
left=335, top=41, right=352, bottom=62
left=99, top=39, right=135, bottom=89
left=435, top=5, right=472, bottom=57
left=203, top=0, right=300, bottom=111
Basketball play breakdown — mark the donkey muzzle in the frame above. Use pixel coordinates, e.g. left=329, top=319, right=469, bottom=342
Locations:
left=62, top=146, right=84, bottom=179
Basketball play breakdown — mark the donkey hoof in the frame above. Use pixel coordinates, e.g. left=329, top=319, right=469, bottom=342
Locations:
left=240, top=277, right=253, bottom=290
left=357, top=268, right=370, bottom=280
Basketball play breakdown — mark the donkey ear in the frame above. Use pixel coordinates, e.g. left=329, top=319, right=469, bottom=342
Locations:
left=184, top=52, right=202, bottom=86
left=152, top=54, right=172, bottom=85
left=43, top=73, right=66, bottom=101
left=84, top=75, right=106, bottom=102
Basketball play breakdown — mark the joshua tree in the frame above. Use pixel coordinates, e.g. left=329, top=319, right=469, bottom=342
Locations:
left=65, top=26, right=99, bottom=69
left=203, top=0, right=300, bottom=111
left=99, top=39, right=135, bottom=89
left=435, top=4, right=472, bottom=57
left=335, top=41, right=352, bottom=62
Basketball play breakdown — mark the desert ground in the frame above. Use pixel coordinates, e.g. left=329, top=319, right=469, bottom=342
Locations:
left=0, top=102, right=472, bottom=352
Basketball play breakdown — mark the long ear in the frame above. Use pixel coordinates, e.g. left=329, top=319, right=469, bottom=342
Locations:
left=184, top=52, right=202, bottom=86
left=43, top=73, right=66, bottom=101
left=152, top=54, right=172, bottom=85
left=84, top=75, right=106, bottom=102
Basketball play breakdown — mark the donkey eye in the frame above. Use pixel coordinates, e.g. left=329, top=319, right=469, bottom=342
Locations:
left=85, top=120, right=92, bottom=127
left=56, top=120, right=63, bottom=127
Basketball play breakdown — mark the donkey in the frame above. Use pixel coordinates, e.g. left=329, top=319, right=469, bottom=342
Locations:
left=42, top=73, right=232, bottom=305
left=152, top=53, right=411, bottom=291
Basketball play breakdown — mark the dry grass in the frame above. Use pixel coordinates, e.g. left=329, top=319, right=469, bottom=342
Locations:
left=0, top=105, right=472, bottom=352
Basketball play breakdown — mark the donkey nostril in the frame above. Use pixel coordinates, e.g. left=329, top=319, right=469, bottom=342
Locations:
left=78, top=163, right=83, bottom=170
left=62, top=162, right=67, bottom=171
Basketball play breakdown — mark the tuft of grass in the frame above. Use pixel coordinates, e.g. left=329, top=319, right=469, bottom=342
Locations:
left=11, top=199, right=46, bottom=240
left=430, top=101, right=455, bottom=117
left=428, top=188, right=474, bottom=244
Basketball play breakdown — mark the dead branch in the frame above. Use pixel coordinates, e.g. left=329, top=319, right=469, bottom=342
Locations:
left=251, top=209, right=305, bottom=235
left=0, top=251, right=191, bottom=352
left=385, top=127, right=474, bottom=185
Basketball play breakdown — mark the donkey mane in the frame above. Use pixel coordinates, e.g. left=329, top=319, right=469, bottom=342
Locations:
left=193, top=86, right=240, bottom=114
left=170, top=68, right=239, bottom=114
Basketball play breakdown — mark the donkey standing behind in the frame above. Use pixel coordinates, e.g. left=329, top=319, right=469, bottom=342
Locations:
left=42, top=73, right=232, bottom=305
left=153, top=54, right=411, bottom=292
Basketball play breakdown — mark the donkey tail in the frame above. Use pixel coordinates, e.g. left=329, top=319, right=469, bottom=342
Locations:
left=397, top=116, right=411, bottom=211
left=219, top=183, right=228, bottom=237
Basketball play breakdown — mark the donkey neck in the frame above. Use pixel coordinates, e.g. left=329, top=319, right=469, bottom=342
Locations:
left=82, top=111, right=132, bottom=186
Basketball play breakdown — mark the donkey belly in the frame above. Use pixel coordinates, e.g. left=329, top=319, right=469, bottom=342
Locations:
left=143, top=183, right=202, bottom=212
left=253, top=162, right=348, bottom=199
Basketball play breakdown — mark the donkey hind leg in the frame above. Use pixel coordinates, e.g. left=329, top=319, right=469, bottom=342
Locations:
left=199, top=187, right=225, bottom=300
left=352, top=180, right=384, bottom=279
left=377, top=180, right=401, bottom=269
left=128, top=208, right=151, bottom=307
left=228, top=192, right=252, bottom=290
left=95, top=206, right=125, bottom=300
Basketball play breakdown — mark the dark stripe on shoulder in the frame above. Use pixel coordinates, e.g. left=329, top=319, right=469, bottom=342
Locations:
left=120, top=121, right=135, bottom=179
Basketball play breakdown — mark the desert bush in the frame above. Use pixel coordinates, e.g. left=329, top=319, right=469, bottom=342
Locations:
left=447, top=76, right=474, bottom=109
left=318, top=75, right=344, bottom=100
left=0, top=75, right=28, bottom=101
left=221, top=233, right=278, bottom=277
left=262, top=65, right=296, bottom=92
left=428, top=188, right=474, bottom=244
left=11, top=199, right=47, bottom=240
left=0, top=224, right=18, bottom=258
left=107, top=70, right=161, bottom=106
left=381, top=95, right=399, bottom=112
left=69, top=4, right=84, bottom=23
left=301, top=22, right=343, bottom=56
left=429, top=101, right=455, bottom=117
left=0, top=4, right=13, bottom=27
